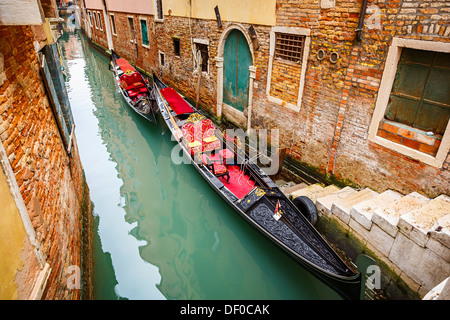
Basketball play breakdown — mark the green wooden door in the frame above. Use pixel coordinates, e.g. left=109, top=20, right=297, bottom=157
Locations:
left=223, top=29, right=252, bottom=112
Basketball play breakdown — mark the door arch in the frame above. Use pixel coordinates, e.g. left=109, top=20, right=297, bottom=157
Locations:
left=216, top=24, right=255, bottom=126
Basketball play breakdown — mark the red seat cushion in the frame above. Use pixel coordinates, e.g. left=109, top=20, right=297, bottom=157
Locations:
left=120, top=72, right=144, bottom=90
left=128, top=90, right=138, bottom=98
left=212, top=162, right=227, bottom=174
left=160, top=87, right=194, bottom=115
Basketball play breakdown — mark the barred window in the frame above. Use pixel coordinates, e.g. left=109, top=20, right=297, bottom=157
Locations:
left=274, top=33, right=305, bottom=63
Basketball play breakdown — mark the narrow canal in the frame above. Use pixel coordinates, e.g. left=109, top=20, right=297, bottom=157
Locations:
left=59, top=26, right=342, bottom=300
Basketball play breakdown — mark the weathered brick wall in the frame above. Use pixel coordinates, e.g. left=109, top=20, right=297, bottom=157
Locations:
left=154, top=15, right=221, bottom=115
left=89, top=10, right=109, bottom=50
left=0, top=26, right=86, bottom=299
left=255, top=0, right=450, bottom=197
left=269, top=59, right=302, bottom=105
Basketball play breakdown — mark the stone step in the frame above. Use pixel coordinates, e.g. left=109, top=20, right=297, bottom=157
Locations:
left=290, top=183, right=340, bottom=203
left=429, top=214, right=450, bottom=250
left=331, top=188, right=379, bottom=224
left=281, top=182, right=308, bottom=197
left=398, top=195, right=450, bottom=247
left=372, top=192, right=430, bottom=237
left=350, top=190, right=403, bottom=230
left=316, top=186, right=356, bottom=218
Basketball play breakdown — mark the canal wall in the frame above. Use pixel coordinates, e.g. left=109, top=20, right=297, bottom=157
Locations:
left=0, top=23, right=92, bottom=299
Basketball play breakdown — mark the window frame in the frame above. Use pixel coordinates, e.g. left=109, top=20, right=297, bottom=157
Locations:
left=97, top=11, right=103, bottom=31
left=266, top=26, right=311, bottom=112
left=139, top=17, right=150, bottom=48
left=159, top=51, right=165, bottom=67
left=127, top=16, right=136, bottom=44
left=173, top=37, right=180, bottom=57
left=154, top=0, right=164, bottom=22
left=368, top=38, right=450, bottom=168
left=109, top=13, right=117, bottom=36
left=87, top=10, right=93, bottom=28
left=194, top=38, right=209, bottom=74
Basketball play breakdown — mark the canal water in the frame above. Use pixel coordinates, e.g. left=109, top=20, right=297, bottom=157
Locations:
left=59, top=26, right=342, bottom=300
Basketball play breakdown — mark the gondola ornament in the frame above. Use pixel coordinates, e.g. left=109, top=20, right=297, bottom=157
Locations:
left=273, top=199, right=283, bottom=221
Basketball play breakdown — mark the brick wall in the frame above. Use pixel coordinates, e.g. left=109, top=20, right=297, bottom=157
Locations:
left=87, top=9, right=109, bottom=50
left=257, top=0, right=450, bottom=197
left=154, top=15, right=222, bottom=115
left=0, top=25, right=87, bottom=299
left=269, top=59, right=302, bottom=105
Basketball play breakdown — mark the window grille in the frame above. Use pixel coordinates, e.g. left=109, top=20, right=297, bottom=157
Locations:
left=274, top=33, right=304, bottom=63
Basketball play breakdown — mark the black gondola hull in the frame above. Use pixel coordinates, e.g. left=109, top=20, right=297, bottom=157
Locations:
left=152, top=73, right=362, bottom=300
left=110, top=50, right=158, bottom=123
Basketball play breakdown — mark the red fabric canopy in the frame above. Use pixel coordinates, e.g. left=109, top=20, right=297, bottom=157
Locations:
left=116, top=58, right=136, bottom=74
left=160, top=87, right=194, bottom=115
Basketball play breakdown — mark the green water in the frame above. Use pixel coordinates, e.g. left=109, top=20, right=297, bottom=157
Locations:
left=59, top=28, right=341, bottom=300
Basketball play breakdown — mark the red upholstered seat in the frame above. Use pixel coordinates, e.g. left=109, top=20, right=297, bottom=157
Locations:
left=128, top=90, right=138, bottom=98
left=120, top=72, right=145, bottom=90
left=202, top=154, right=230, bottom=183
left=160, top=87, right=194, bottom=115
left=116, top=58, right=136, bottom=74
left=219, top=148, right=235, bottom=165
left=182, top=119, right=221, bottom=155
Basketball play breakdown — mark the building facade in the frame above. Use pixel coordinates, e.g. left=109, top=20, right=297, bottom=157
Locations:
left=80, top=0, right=450, bottom=199
left=0, top=0, right=91, bottom=299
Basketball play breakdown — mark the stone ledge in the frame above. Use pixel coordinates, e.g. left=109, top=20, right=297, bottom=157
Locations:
left=316, top=186, right=356, bottom=218
left=331, top=188, right=378, bottom=225
left=351, top=190, right=402, bottom=231
left=398, top=195, right=450, bottom=247
left=372, top=192, right=429, bottom=237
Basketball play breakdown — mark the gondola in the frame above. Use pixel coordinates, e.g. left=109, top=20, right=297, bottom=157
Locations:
left=110, top=50, right=158, bottom=123
left=152, top=72, right=363, bottom=300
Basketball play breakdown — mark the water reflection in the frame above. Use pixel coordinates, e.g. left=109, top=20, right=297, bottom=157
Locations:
left=60, top=28, right=341, bottom=300
left=61, top=29, right=164, bottom=299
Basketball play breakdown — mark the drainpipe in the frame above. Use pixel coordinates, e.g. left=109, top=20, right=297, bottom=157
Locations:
left=355, top=0, right=369, bottom=42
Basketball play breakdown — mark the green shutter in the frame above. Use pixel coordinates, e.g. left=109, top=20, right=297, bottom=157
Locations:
left=140, top=20, right=149, bottom=46
left=386, top=48, right=450, bottom=135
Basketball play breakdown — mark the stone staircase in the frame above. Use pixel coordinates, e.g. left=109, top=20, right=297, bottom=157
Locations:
left=281, top=182, right=450, bottom=299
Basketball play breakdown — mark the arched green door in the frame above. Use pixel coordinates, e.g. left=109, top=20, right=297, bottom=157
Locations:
left=223, top=29, right=252, bottom=112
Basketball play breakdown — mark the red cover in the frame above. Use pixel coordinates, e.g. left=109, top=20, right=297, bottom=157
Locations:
left=116, top=58, right=136, bottom=74
left=160, top=87, right=194, bottom=115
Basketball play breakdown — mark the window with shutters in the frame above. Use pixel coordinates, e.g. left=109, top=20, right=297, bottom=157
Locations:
left=385, top=48, right=450, bottom=136
left=96, top=12, right=102, bottom=31
left=140, top=18, right=149, bottom=47
left=128, top=16, right=136, bottom=43
left=369, top=38, right=450, bottom=168
left=195, top=43, right=209, bottom=73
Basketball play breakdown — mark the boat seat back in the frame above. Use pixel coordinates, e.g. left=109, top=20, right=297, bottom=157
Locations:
left=120, top=71, right=145, bottom=90
left=182, top=119, right=221, bottom=154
